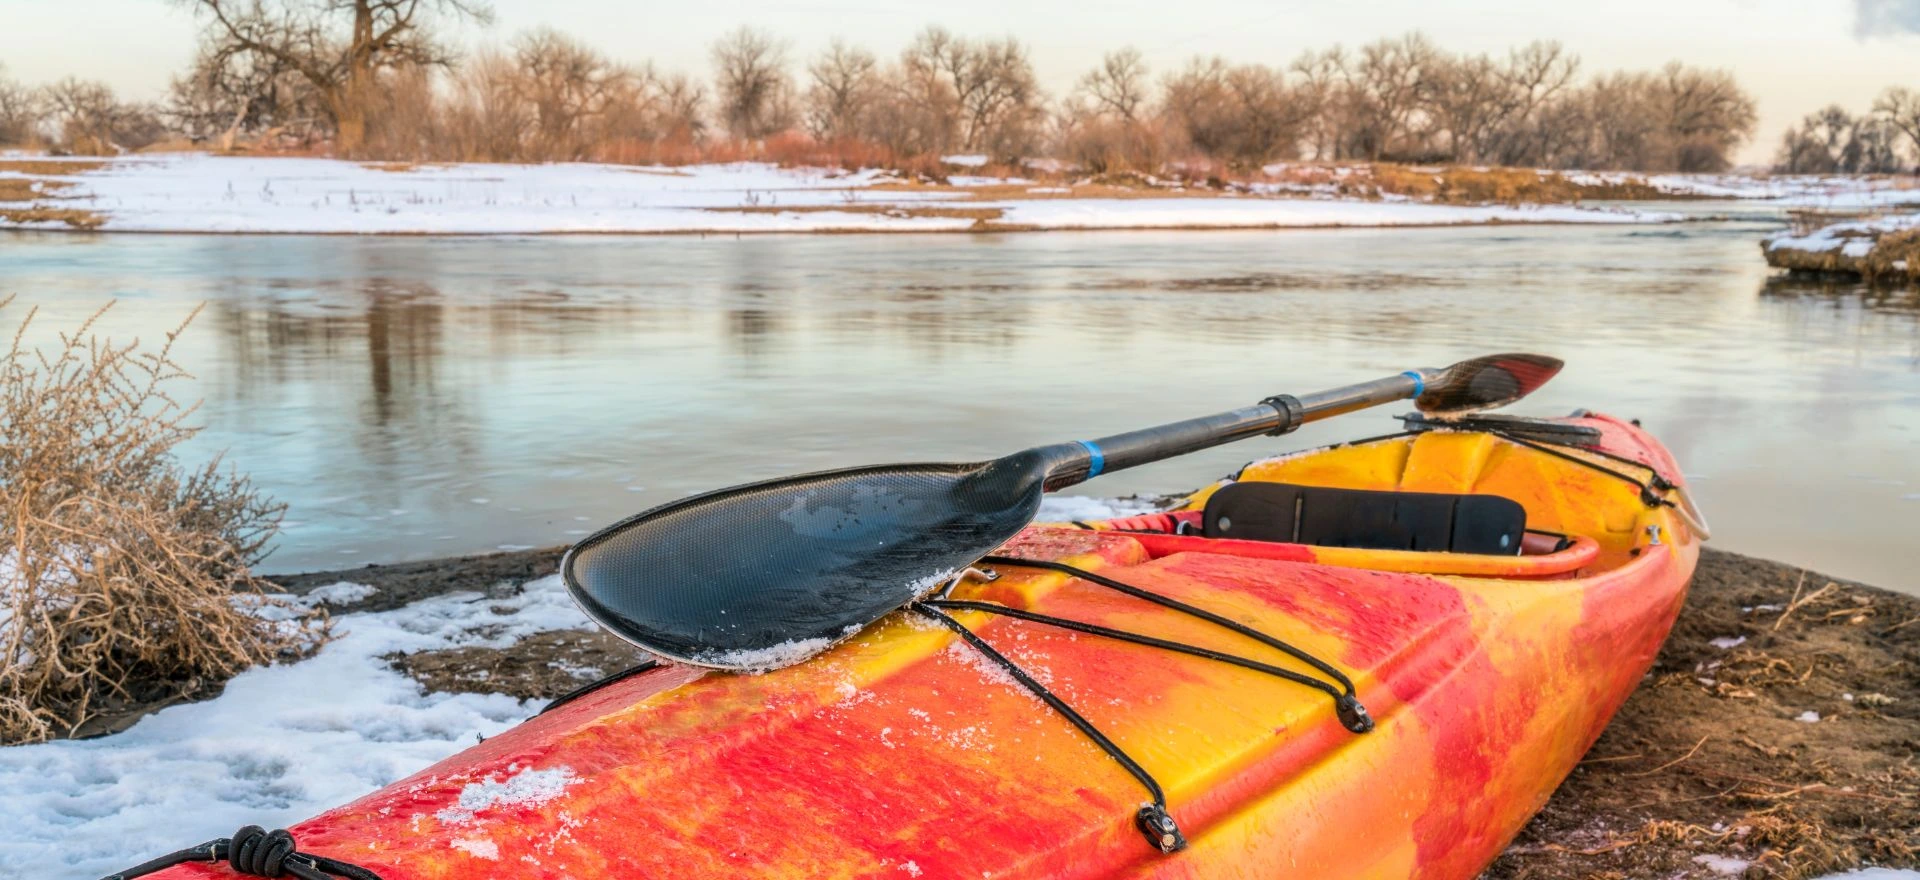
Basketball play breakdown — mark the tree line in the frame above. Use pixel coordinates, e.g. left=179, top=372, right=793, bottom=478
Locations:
left=0, top=0, right=1914, bottom=176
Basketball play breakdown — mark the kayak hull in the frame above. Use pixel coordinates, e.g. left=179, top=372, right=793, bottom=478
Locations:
left=155, top=413, right=1698, bottom=880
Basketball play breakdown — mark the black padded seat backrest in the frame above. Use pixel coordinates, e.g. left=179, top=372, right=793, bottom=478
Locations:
left=1202, top=482, right=1527, bottom=555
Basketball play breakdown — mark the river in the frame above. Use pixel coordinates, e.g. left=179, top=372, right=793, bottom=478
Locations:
left=4, top=206, right=1916, bottom=590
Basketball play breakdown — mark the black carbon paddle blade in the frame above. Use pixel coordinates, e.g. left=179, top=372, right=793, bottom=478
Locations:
left=1415, top=353, right=1563, bottom=415
left=562, top=458, right=1046, bottom=670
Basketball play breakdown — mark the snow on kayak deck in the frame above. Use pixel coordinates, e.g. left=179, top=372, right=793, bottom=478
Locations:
left=0, top=495, right=1144, bottom=878
left=1, top=154, right=1681, bottom=234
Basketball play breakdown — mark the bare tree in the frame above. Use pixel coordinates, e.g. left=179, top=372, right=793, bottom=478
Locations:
left=167, top=38, right=323, bottom=149
left=1076, top=47, right=1150, bottom=122
left=1652, top=62, right=1756, bottom=172
left=1873, top=86, right=1920, bottom=172
left=174, top=0, right=494, bottom=156
left=711, top=26, right=794, bottom=140
left=1290, top=47, right=1351, bottom=159
left=805, top=39, right=878, bottom=140
left=1424, top=52, right=1506, bottom=164
left=1162, top=58, right=1308, bottom=167
left=1486, top=41, right=1578, bottom=165
left=511, top=28, right=629, bottom=159
left=896, top=27, right=1046, bottom=157
left=0, top=65, right=44, bottom=146
left=1347, top=33, right=1440, bottom=160
left=42, top=79, right=163, bottom=153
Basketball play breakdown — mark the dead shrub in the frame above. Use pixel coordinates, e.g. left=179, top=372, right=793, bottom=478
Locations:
left=0, top=298, right=325, bottom=743
left=1862, top=228, right=1920, bottom=283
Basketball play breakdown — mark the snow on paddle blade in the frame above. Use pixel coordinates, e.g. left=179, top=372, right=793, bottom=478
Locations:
left=690, top=636, right=835, bottom=672
left=0, top=574, right=593, bottom=880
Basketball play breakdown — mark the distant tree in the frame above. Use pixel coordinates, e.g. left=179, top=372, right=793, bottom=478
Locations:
left=510, top=28, right=630, bottom=159
left=1651, top=62, right=1756, bottom=172
left=1775, top=104, right=1908, bottom=174
left=1484, top=41, right=1579, bottom=165
left=174, top=0, right=495, bottom=156
left=1872, top=86, right=1920, bottom=172
left=1058, top=48, right=1158, bottom=173
left=1076, top=47, right=1150, bottom=122
left=1289, top=47, right=1351, bottom=160
left=1161, top=58, right=1309, bottom=168
left=1346, top=33, right=1441, bottom=160
left=804, top=39, right=879, bottom=140
left=167, top=37, right=324, bottom=149
left=0, top=65, right=44, bottom=146
left=655, top=72, right=708, bottom=142
left=1424, top=52, right=1507, bottom=164
left=900, top=27, right=1044, bottom=158
left=42, top=79, right=164, bottom=154
left=711, top=26, right=794, bottom=140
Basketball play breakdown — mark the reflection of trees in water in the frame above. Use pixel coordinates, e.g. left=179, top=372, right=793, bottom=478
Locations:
left=203, top=277, right=682, bottom=501
left=1760, top=275, right=1920, bottom=314
left=1757, top=275, right=1919, bottom=365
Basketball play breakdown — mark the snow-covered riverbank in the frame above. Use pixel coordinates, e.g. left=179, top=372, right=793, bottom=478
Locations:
left=1, top=154, right=1686, bottom=235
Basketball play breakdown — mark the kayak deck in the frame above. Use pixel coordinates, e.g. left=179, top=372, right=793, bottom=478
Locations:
left=159, top=414, right=1698, bottom=880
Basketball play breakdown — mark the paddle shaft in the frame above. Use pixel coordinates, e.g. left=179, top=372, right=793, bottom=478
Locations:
left=1035, top=370, right=1429, bottom=491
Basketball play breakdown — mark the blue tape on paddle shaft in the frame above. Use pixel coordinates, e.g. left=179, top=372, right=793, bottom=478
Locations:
left=1076, top=440, right=1107, bottom=478
left=1402, top=370, right=1425, bottom=397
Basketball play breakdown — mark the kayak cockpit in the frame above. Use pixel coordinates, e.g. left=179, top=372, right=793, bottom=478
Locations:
left=1054, top=413, right=1698, bottom=581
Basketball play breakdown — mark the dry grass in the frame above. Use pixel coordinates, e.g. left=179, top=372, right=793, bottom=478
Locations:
left=1368, top=165, right=1664, bottom=203
left=0, top=207, right=104, bottom=229
left=0, top=298, right=325, bottom=743
left=1861, top=228, right=1920, bottom=282
left=0, top=159, right=109, bottom=177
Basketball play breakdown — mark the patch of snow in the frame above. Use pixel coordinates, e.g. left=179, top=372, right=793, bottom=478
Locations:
left=1693, top=853, right=1752, bottom=875
left=0, top=573, right=594, bottom=879
left=1764, top=212, right=1920, bottom=257
left=450, top=837, right=500, bottom=860
left=434, top=765, right=578, bottom=825
left=1797, top=710, right=1822, bottom=723
left=949, top=175, right=1033, bottom=186
left=691, top=636, right=834, bottom=672
left=942, top=154, right=989, bottom=167
left=1709, top=635, right=1747, bottom=649
left=300, top=581, right=378, bottom=607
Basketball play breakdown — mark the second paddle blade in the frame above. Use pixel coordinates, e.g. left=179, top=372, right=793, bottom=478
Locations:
left=562, top=460, right=1042, bottom=669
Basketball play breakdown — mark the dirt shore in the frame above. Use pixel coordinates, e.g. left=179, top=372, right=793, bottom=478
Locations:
left=268, top=546, right=1920, bottom=878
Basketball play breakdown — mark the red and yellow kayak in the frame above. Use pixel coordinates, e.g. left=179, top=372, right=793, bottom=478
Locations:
left=152, top=413, right=1699, bottom=880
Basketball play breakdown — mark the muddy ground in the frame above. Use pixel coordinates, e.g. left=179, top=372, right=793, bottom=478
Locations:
left=273, top=546, right=1920, bottom=879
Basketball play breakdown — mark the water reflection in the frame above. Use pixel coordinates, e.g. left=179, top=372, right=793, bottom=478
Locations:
left=1, top=222, right=1915, bottom=592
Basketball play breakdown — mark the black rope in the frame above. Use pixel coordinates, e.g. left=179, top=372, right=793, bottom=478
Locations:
left=979, top=555, right=1361, bottom=701
left=912, top=605, right=1189, bottom=854
left=921, top=598, right=1371, bottom=732
left=535, top=659, right=663, bottom=717
left=99, top=826, right=382, bottom=880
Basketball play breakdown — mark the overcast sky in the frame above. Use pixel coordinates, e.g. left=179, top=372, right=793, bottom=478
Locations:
left=2, top=0, right=1917, bottom=165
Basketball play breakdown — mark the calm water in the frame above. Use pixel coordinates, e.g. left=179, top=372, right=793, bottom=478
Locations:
left=4, top=210, right=1917, bottom=591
